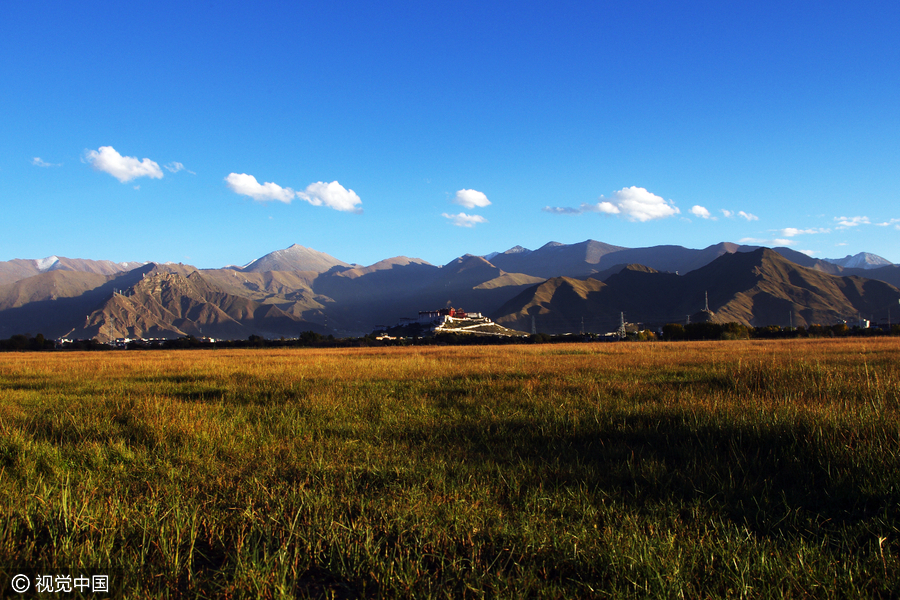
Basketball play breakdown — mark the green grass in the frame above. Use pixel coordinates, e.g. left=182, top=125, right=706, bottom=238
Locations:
left=0, top=340, right=898, bottom=598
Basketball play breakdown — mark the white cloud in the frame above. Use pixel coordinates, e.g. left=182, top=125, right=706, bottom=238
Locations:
left=779, top=227, right=830, bottom=237
left=442, top=212, right=487, bottom=227
left=542, top=206, right=581, bottom=214
left=544, top=186, right=679, bottom=222
left=225, top=173, right=295, bottom=203
left=452, top=189, right=491, bottom=209
left=32, top=157, right=60, bottom=167
left=164, top=161, right=194, bottom=175
left=598, top=187, right=679, bottom=221
left=225, top=175, right=363, bottom=212
left=876, top=218, right=900, bottom=227
left=721, top=209, right=758, bottom=220
left=690, top=205, right=713, bottom=219
left=834, top=216, right=870, bottom=228
left=85, top=146, right=163, bottom=183
left=297, top=181, right=363, bottom=213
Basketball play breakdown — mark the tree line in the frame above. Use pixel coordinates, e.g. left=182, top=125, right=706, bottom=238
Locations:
left=2, top=323, right=899, bottom=351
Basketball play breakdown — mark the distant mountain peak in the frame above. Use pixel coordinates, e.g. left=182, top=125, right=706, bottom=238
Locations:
left=35, top=256, right=60, bottom=271
left=822, top=252, right=892, bottom=270
left=240, top=244, right=350, bottom=273
left=483, top=245, right=532, bottom=261
left=539, top=241, right=565, bottom=250
left=504, top=245, right=531, bottom=255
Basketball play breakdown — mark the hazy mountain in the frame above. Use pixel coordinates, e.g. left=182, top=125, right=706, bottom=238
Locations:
left=823, top=252, right=893, bottom=269
left=0, top=271, right=114, bottom=338
left=482, top=240, right=894, bottom=280
left=840, top=265, right=900, bottom=289
left=485, top=240, right=763, bottom=278
left=487, top=240, right=626, bottom=278
left=0, top=256, right=145, bottom=286
left=491, top=249, right=900, bottom=334
left=238, top=244, right=352, bottom=273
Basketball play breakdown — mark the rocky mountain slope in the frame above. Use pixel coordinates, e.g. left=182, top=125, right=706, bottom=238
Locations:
left=66, top=268, right=326, bottom=342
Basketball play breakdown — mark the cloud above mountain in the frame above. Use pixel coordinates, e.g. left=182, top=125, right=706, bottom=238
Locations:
left=85, top=146, right=164, bottom=183
left=452, top=189, right=491, bottom=209
left=835, top=216, right=870, bottom=229
left=780, top=227, right=830, bottom=237
left=690, top=205, right=713, bottom=219
left=721, top=209, right=759, bottom=221
left=297, top=181, right=363, bottom=213
left=544, top=186, right=679, bottom=222
left=442, top=212, right=487, bottom=227
left=225, top=173, right=362, bottom=212
left=225, top=173, right=295, bottom=203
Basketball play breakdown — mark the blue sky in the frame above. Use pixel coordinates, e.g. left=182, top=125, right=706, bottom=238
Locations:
left=2, top=1, right=899, bottom=268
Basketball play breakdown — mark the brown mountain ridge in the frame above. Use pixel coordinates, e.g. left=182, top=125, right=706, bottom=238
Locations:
left=491, top=249, right=900, bottom=334
left=1, top=242, right=897, bottom=339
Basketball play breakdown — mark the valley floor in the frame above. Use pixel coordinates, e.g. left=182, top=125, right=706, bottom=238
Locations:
left=1, top=339, right=898, bottom=597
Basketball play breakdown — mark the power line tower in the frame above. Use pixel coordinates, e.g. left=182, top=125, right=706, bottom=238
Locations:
left=617, top=312, right=626, bottom=340
left=531, top=315, right=536, bottom=335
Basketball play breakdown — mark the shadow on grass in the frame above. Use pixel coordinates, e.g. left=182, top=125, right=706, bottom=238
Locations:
left=398, top=412, right=900, bottom=543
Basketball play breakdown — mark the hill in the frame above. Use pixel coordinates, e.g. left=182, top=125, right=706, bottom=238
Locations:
left=65, top=270, right=326, bottom=342
left=491, top=249, right=900, bottom=334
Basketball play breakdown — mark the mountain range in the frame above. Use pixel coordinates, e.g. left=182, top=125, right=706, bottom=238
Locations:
left=1, top=241, right=897, bottom=340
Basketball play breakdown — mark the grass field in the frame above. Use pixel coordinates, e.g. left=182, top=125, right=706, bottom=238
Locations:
left=1, top=339, right=899, bottom=598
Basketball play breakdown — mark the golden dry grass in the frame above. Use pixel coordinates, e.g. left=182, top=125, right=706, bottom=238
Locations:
left=0, top=338, right=898, bottom=598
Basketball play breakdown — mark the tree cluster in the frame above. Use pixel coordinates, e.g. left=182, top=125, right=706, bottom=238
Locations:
left=0, top=334, right=56, bottom=351
left=659, top=322, right=900, bottom=341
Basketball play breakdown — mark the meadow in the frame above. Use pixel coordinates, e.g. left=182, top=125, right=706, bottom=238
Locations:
left=0, top=339, right=898, bottom=598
